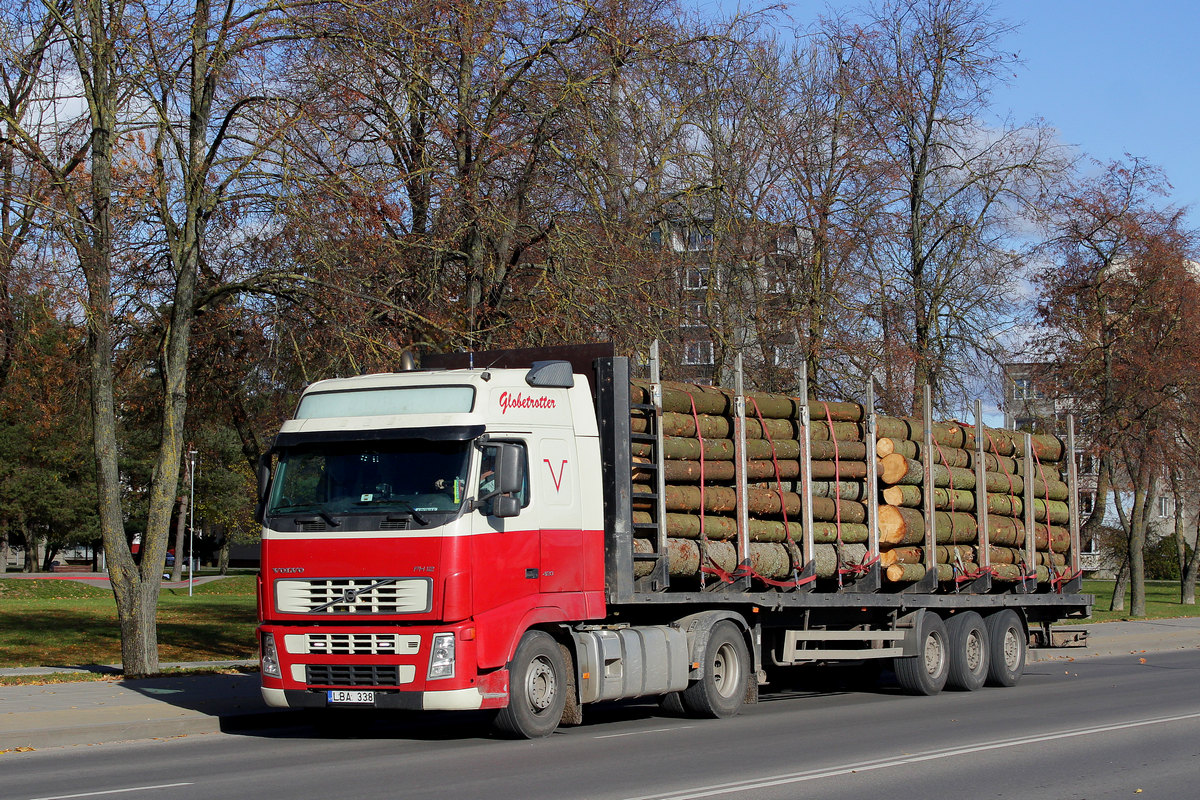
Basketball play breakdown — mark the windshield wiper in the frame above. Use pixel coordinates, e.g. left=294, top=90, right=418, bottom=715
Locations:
left=294, top=510, right=342, bottom=528
left=388, top=500, right=428, bottom=527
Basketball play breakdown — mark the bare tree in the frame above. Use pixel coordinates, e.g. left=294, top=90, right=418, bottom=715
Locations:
left=1033, top=157, right=1200, bottom=617
left=849, top=0, right=1064, bottom=412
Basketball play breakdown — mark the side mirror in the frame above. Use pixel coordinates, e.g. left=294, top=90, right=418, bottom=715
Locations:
left=496, top=443, right=525, bottom=495
left=254, top=454, right=272, bottom=523
left=493, top=495, right=521, bottom=519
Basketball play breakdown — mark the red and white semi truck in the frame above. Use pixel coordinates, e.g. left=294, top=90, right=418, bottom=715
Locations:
left=255, top=344, right=1090, bottom=738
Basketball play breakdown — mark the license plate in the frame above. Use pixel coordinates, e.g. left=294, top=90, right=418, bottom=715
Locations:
left=327, top=689, right=375, bottom=704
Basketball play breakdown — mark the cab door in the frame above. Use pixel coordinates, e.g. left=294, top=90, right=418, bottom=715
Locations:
left=536, top=436, right=583, bottom=594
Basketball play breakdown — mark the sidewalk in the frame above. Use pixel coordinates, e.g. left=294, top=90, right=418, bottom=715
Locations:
left=2, top=618, right=1198, bottom=751
left=0, top=666, right=289, bottom=751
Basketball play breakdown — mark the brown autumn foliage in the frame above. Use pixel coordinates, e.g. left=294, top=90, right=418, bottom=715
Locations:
left=1033, top=157, right=1200, bottom=615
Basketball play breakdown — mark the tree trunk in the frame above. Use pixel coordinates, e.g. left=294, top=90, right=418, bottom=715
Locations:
left=115, top=578, right=162, bottom=675
left=0, top=527, right=8, bottom=573
left=1183, top=535, right=1199, bottom=605
left=21, top=525, right=36, bottom=572
left=1110, top=557, right=1129, bottom=612
left=42, top=542, right=59, bottom=571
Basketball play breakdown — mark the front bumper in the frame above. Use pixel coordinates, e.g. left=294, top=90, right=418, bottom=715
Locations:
left=262, top=674, right=509, bottom=711
left=258, top=622, right=509, bottom=711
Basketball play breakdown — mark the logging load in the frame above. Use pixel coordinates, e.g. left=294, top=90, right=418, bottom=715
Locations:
left=624, top=376, right=1076, bottom=591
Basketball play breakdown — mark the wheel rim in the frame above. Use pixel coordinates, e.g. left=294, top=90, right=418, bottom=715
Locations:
left=526, top=655, right=557, bottom=712
left=965, top=629, right=984, bottom=673
left=924, top=631, right=946, bottom=677
left=712, top=641, right=742, bottom=698
left=1002, top=626, right=1021, bottom=670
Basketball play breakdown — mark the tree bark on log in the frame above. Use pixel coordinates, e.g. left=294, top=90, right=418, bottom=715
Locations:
left=875, top=418, right=1064, bottom=461
left=654, top=484, right=867, bottom=523
left=631, top=381, right=865, bottom=422
left=632, top=537, right=868, bottom=580
left=874, top=438, right=1059, bottom=478
left=878, top=454, right=1069, bottom=499
left=634, top=436, right=869, bottom=462
left=635, top=512, right=871, bottom=544
left=659, top=459, right=871, bottom=483
left=635, top=412, right=862, bottom=442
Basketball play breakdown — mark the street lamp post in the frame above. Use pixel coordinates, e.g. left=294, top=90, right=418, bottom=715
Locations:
left=189, top=449, right=197, bottom=597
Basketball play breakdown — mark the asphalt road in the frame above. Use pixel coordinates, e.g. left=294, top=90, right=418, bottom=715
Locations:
left=5, top=650, right=1199, bottom=800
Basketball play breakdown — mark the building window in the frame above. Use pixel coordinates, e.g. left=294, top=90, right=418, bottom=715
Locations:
left=1158, top=496, right=1172, bottom=518
left=1076, top=452, right=1098, bottom=476
left=683, top=267, right=720, bottom=291
left=1012, top=377, right=1045, bottom=401
left=1079, top=492, right=1094, bottom=516
left=649, top=229, right=663, bottom=246
left=686, top=228, right=713, bottom=251
left=683, top=340, right=714, bottom=366
left=683, top=301, right=706, bottom=329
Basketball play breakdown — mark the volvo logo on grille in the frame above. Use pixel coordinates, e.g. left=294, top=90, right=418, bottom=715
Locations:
left=274, top=567, right=304, bottom=574
left=341, top=589, right=356, bottom=604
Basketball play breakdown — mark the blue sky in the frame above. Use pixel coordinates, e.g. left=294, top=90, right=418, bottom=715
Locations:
left=988, top=1, right=1198, bottom=220
left=705, top=0, right=1198, bottom=221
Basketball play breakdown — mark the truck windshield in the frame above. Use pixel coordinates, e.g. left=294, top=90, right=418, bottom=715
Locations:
left=267, top=440, right=471, bottom=518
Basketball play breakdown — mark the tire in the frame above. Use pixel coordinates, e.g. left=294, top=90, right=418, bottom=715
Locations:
left=493, top=631, right=568, bottom=738
left=680, top=621, right=750, bottom=718
left=945, top=611, right=989, bottom=691
left=659, top=692, right=686, bottom=715
left=985, top=609, right=1026, bottom=687
left=894, top=612, right=950, bottom=696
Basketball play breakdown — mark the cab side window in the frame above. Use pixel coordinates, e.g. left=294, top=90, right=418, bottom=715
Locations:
left=478, top=442, right=530, bottom=516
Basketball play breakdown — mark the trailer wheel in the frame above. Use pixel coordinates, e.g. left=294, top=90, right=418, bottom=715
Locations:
left=681, top=621, right=749, bottom=718
left=945, top=611, right=989, bottom=691
left=984, top=610, right=1026, bottom=687
left=894, top=612, right=949, bottom=696
left=493, top=631, right=567, bottom=738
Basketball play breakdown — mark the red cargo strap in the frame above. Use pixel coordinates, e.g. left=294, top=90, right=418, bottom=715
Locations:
left=686, top=390, right=729, bottom=586
left=747, top=397, right=809, bottom=589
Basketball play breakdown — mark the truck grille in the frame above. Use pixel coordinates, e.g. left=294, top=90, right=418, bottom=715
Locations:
left=307, top=665, right=402, bottom=687
left=275, top=578, right=431, bottom=614
left=301, top=633, right=420, bottom=656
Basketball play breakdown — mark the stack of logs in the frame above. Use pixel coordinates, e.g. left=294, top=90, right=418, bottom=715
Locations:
left=875, top=418, right=1072, bottom=586
left=626, top=380, right=1074, bottom=590
left=629, top=381, right=875, bottom=585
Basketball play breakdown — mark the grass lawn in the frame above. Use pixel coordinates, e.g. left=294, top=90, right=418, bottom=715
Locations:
left=1078, top=579, right=1200, bottom=623
left=0, top=576, right=259, bottom=669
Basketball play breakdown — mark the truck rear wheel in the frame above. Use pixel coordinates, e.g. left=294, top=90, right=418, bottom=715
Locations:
left=984, top=610, right=1026, bottom=687
left=945, top=611, right=989, bottom=691
left=894, top=612, right=949, bottom=696
left=680, top=621, right=749, bottom=718
left=493, top=631, right=567, bottom=738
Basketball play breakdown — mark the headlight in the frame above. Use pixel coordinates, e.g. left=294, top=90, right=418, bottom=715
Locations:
left=261, top=632, right=282, bottom=679
left=428, top=632, right=455, bottom=680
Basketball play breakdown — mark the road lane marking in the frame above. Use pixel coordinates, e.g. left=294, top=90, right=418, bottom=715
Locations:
left=621, top=711, right=1200, bottom=800
left=26, top=783, right=194, bottom=800
left=595, top=726, right=695, bottom=739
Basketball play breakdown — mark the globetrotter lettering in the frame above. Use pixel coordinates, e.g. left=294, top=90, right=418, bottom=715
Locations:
left=498, top=391, right=556, bottom=414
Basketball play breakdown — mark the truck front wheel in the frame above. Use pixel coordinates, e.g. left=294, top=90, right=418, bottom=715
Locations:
left=493, top=631, right=568, bottom=738
left=681, top=621, right=750, bottom=718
